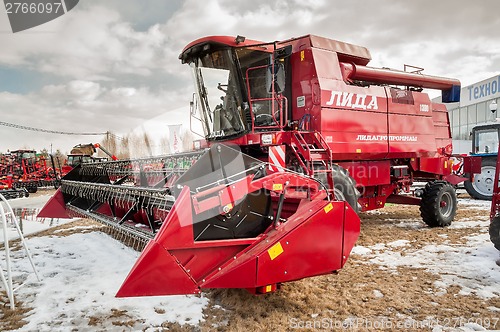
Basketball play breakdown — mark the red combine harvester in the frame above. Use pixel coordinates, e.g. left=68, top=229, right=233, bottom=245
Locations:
left=39, top=34, right=477, bottom=297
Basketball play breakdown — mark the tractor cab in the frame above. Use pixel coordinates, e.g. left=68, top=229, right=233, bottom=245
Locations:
left=11, top=150, right=36, bottom=162
left=180, top=36, right=290, bottom=142
left=471, top=123, right=500, bottom=156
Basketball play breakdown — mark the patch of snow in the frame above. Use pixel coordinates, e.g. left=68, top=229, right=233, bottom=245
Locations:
left=351, top=246, right=372, bottom=256
left=394, top=220, right=425, bottom=229
left=387, top=239, right=410, bottom=247
left=1, top=194, right=73, bottom=239
left=371, top=243, right=386, bottom=250
left=448, top=220, right=489, bottom=229
left=362, top=234, right=500, bottom=299
left=462, top=322, right=487, bottom=331
left=373, top=290, right=384, bottom=298
left=8, top=232, right=208, bottom=331
left=457, top=199, right=491, bottom=209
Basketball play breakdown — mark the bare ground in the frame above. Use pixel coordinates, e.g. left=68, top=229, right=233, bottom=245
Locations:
left=1, top=197, right=499, bottom=331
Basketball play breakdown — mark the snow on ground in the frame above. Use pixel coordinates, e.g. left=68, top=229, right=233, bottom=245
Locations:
left=1, top=193, right=72, bottom=239
left=1, top=192, right=208, bottom=331
left=8, top=231, right=208, bottom=331
left=355, top=235, right=500, bottom=299
left=353, top=199, right=500, bottom=301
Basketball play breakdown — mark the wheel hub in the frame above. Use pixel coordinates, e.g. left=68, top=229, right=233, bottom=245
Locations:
left=472, top=165, right=497, bottom=197
left=439, top=192, right=453, bottom=218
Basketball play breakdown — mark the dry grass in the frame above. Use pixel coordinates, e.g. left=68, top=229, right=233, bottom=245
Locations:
left=199, top=201, right=497, bottom=332
left=2, top=198, right=497, bottom=331
left=0, top=292, right=32, bottom=331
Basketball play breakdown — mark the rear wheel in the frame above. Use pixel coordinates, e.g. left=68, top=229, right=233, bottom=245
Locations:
left=420, top=181, right=457, bottom=227
left=464, top=158, right=497, bottom=200
left=490, top=216, right=500, bottom=251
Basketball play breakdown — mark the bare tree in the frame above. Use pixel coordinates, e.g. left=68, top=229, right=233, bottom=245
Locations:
left=159, top=135, right=171, bottom=155
left=98, top=132, right=119, bottom=159
left=182, top=131, right=194, bottom=152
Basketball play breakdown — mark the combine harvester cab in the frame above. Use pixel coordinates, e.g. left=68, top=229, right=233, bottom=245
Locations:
left=39, top=144, right=360, bottom=296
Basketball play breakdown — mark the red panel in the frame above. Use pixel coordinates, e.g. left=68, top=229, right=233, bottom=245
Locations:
left=432, top=108, right=449, bottom=124
left=311, top=48, right=342, bottom=80
left=387, top=113, right=437, bottom=158
left=116, top=240, right=199, bottom=297
left=255, top=201, right=347, bottom=286
left=37, top=188, right=69, bottom=218
left=337, top=161, right=391, bottom=187
left=419, top=157, right=449, bottom=175
left=386, top=89, right=432, bottom=116
left=200, top=200, right=360, bottom=290
left=172, top=246, right=247, bottom=282
left=321, top=107, right=389, bottom=159
left=290, top=48, right=318, bottom=127
left=154, top=186, right=195, bottom=249
left=342, top=202, right=360, bottom=266
left=200, top=256, right=258, bottom=289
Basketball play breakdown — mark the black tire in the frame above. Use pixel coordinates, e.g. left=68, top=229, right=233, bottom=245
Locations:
left=490, top=216, right=500, bottom=251
left=27, top=185, right=38, bottom=194
left=464, top=158, right=497, bottom=200
left=420, top=181, right=457, bottom=227
left=331, top=165, right=360, bottom=214
left=311, top=163, right=359, bottom=213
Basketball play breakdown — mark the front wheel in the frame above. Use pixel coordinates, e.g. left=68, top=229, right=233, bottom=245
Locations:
left=490, top=216, right=500, bottom=251
left=331, top=165, right=360, bottom=214
left=464, top=158, right=497, bottom=200
left=420, top=181, right=457, bottom=227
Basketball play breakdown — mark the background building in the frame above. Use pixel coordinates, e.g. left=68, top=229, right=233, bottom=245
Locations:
left=440, top=74, right=500, bottom=154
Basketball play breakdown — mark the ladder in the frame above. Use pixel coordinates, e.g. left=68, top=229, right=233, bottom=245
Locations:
left=0, top=194, right=40, bottom=309
left=290, top=131, right=334, bottom=196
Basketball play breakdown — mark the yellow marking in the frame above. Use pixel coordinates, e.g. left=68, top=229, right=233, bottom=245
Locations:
left=273, top=183, right=283, bottom=191
left=356, top=149, right=362, bottom=153
left=324, top=202, right=333, bottom=214
left=444, top=161, right=448, bottom=169
left=268, top=242, right=284, bottom=260
left=265, top=285, right=272, bottom=293
left=300, top=50, right=305, bottom=61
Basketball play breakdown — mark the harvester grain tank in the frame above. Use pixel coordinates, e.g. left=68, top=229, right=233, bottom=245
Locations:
left=39, top=34, right=476, bottom=297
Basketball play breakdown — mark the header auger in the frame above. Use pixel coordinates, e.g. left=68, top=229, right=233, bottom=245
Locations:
left=40, top=34, right=477, bottom=296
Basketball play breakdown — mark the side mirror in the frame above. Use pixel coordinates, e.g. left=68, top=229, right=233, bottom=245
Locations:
left=190, top=93, right=197, bottom=116
left=266, top=62, right=285, bottom=94
left=275, top=45, right=292, bottom=59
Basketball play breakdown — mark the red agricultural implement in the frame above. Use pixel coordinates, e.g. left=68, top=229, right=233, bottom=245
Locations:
left=0, top=149, right=61, bottom=195
left=488, top=139, right=500, bottom=250
left=39, top=34, right=478, bottom=297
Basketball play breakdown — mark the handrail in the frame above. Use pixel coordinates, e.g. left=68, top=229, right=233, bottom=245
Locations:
left=0, top=194, right=40, bottom=309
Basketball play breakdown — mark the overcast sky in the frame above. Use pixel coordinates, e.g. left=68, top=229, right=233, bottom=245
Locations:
left=0, top=0, right=499, bottom=154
